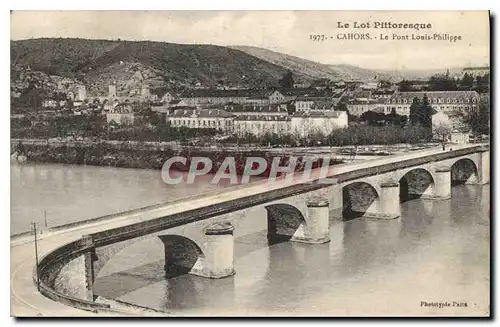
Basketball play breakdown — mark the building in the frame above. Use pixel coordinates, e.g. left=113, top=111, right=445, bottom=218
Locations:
left=77, top=85, right=87, bottom=101
left=244, top=95, right=270, bottom=106
left=371, top=89, right=395, bottom=99
left=291, top=110, right=348, bottom=138
left=179, top=89, right=260, bottom=106
left=462, top=66, right=490, bottom=77
left=42, top=100, right=58, bottom=109
left=294, top=81, right=311, bottom=89
left=166, top=108, right=235, bottom=132
left=384, top=91, right=480, bottom=117
left=350, top=89, right=372, bottom=101
left=359, top=82, right=378, bottom=90
left=141, top=85, right=151, bottom=99
left=273, top=88, right=335, bottom=104
left=450, top=128, right=471, bottom=144
left=268, top=90, right=286, bottom=104
left=161, top=92, right=174, bottom=104
left=294, top=97, right=336, bottom=112
left=234, top=115, right=291, bottom=137
left=151, top=100, right=193, bottom=114
left=225, top=104, right=287, bottom=117
left=103, top=99, right=119, bottom=112
left=108, top=84, right=117, bottom=98
left=106, top=103, right=135, bottom=125
left=347, top=99, right=386, bottom=116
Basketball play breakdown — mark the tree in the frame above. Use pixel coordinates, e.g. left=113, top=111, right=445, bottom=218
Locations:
left=409, top=97, right=421, bottom=125
left=433, top=121, right=452, bottom=144
left=279, top=70, right=294, bottom=88
left=418, top=94, right=434, bottom=128
left=360, top=110, right=385, bottom=126
left=336, top=102, right=348, bottom=112
left=398, top=79, right=415, bottom=92
left=463, top=96, right=490, bottom=136
left=428, top=73, right=458, bottom=91
left=474, top=74, right=490, bottom=94
left=459, top=72, right=474, bottom=90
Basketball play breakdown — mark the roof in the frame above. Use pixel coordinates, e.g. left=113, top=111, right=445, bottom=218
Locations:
left=247, top=95, right=269, bottom=100
left=234, top=115, right=290, bottom=122
left=452, top=127, right=472, bottom=133
left=275, top=88, right=334, bottom=98
left=169, top=109, right=235, bottom=118
left=179, top=89, right=266, bottom=98
left=352, top=90, right=372, bottom=98
left=295, top=96, right=332, bottom=102
left=112, top=103, right=133, bottom=113
left=225, top=105, right=284, bottom=113
left=292, top=110, right=345, bottom=118
left=348, top=98, right=385, bottom=105
left=390, top=91, right=480, bottom=101
left=312, top=100, right=335, bottom=109
left=372, top=90, right=395, bottom=95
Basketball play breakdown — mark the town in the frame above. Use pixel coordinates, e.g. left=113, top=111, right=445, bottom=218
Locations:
left=11, top=65, right=490, bottom=150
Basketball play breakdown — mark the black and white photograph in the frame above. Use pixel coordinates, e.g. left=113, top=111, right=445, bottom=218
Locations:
left=9, top=10, right=491, bottom=317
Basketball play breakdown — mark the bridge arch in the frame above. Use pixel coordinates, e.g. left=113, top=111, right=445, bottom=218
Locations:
left=450, top=158, right=479, bottom=185
left=158, top=234, right=205, bottom=278
left=265, top=203, right=305, bottom=245
left=342, top=181, right=380, bottom=219
left=399, top=168, right=435, bottom=202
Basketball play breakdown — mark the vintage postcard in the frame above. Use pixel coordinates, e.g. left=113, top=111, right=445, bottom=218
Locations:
left=10, top=10, right=490, bottom=317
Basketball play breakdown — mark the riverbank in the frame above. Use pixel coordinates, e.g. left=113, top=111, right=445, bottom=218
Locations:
left=11, top=138, right=439, bottom=171
left=11, top=139, right=350, bottom=174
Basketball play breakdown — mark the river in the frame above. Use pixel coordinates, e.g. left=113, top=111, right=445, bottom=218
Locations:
left=11, top=162, right=490, bottom=316
left=10, top=162, right=229, bottom=235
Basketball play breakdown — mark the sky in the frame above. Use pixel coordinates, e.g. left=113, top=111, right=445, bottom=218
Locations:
left=10, top=10, right=490, bottom=71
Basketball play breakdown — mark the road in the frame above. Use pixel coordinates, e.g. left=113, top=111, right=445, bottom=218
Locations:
left=10, top=144, right=483, bottom=316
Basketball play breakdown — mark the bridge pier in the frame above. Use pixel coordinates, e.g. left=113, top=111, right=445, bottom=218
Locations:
left=422, top=167, right=451, bottom=200
left=202, top=222, right=235, bottom=278
left=291, top=198, right=330, bottom=244
left=82, top=235, right=96, bottom=302
left=377, top=182, right=401, bottom=219
left=469, top=150, right=490, bottom=185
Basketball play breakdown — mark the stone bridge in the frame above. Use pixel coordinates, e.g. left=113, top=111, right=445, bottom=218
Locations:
left=36, top=144, right=489, bottom=311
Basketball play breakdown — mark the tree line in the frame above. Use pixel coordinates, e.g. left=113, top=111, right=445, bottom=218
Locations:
left=399, top=71, right=490, bottom=94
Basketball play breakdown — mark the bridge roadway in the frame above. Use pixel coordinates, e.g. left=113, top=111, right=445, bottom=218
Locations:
left=10, top=144, right=488, bottom=316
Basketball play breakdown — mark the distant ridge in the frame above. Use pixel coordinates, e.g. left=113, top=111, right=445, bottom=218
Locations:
left=11, top=38, right=470, bottom=98
left=230, top=45, right=394, bottom=81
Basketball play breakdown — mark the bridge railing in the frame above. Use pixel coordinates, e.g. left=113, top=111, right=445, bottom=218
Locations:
left=35, top=239, right=111, bottom=313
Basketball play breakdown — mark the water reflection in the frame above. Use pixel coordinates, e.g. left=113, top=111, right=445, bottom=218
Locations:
left=161, top=273, right=236, bottom=312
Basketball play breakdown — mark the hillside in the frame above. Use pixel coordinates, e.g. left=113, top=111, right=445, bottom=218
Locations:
left=11, top=38, right=319, bottom=95
left=230, top=45, right=394, bottom=82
